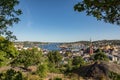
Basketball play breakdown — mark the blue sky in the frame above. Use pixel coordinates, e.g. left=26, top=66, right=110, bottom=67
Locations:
left=10, top=0, right=120, bottom=42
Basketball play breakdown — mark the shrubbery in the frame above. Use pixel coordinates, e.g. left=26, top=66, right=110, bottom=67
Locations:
left=0, top=69, right=23, bottom=80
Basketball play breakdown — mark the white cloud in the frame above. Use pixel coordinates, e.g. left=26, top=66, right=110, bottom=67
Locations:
left=25, top=5, right=33, bottom=27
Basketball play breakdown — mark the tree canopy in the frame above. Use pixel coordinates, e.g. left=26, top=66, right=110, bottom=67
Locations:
left=47, top=51, right=62, bottom=67
left=72, top=56, right=85, bottom=68
left=11, top=48, right=43, bottom=68
left=0, top=36, right=18, bottom=66
left=0, top=0, right=22, bottom=40
left=94, top=52, right=109, bottom=61
left=74, top=0, right=120, bottom=25
left=0, top=69, right=23, bottom=80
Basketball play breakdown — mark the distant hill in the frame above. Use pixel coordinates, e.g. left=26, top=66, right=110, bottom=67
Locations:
left=63, top=40, right=120, bottom=45
left=93, top=40, right=120, bottom=45
left=14, top=40, right=120, bottom=47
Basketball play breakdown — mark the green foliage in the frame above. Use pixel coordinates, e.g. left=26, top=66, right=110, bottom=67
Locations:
left=94, top=52, right=109, bottom=61
left=53, top=77, right=62, bottom=80
left=0, top=69, right=23, bottom=80
left=48, top=63, right=59, bottom=73
left=65, top=59, right=73, bottom=72
left=37, top=63, right=48, bottom=78
left=108, top=71, right=120, bottom=80
left=72, top=56, right=85, bottom=68
left=0, top=36, right=18, bottom=66
left=11, top=48, right=43, bottom=68
left=47, top=51, right=62, bottom=67
left=0, top=0, right=22, bottom=40
left=74, top=0, right=120, bottom=25
left=0, top=36, right=18, bottom=57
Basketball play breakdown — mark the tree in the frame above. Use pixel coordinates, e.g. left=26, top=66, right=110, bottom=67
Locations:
left=72, top=56, right=85, bottom=68
left=47, top=51, right=63, bottom=73
left=0, top=36, right=18, bottom=66
left=11, top=48, right=43, bottom=68
left=37, top=63, right=48, bottom=78
left=74, top=0, right=120, bottom=25
left=47, top=51, right=62, bottom=67
left=0, top=69, right=23, bottom=80
left=0, top=0, right=22, bottom=40
left=0, top=36, right=18, bottom=58
left=65, top=58, right=73, bottom=72
left=94, top=52, right=109, bottom=61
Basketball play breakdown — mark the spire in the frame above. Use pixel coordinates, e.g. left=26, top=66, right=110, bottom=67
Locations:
left=89, top=38, right=93, bottom=54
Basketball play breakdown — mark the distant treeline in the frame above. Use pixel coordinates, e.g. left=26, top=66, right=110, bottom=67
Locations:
left=66, top=40, right=120, bottom=45
left=14, top=41, right=49, bottom=47
left=14, top=40, right=120, bottom=46
left=93, top=40, right=120, bottom=45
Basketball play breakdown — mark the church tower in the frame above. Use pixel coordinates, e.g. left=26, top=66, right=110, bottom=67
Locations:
left=89, top=38, right=93, bottom=54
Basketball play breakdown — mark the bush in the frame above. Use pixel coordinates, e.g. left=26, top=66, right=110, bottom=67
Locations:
left=54, top=77, right=62, bottom=80
left=37, top=63, right=48, bottom=78
left=11, top=48, right=43, bottom=68
left=94, top=52, right=109, bottom=61
left=72, top=56, right=85, bottom=69
left=108, top=71, right=120, bottom=80
left=0, top=69, right=23, bottom=80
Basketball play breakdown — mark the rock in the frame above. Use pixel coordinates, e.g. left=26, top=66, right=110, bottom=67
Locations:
left=73, top=61, right=120, bottom=80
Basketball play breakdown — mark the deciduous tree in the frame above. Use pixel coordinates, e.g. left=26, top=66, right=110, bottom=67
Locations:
left=0, top=0, right=22, bottom=40
left=74, top=0, right=120, bottom=25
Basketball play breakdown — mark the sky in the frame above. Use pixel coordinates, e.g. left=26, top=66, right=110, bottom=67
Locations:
left=10, top=0, right=120, bottom=42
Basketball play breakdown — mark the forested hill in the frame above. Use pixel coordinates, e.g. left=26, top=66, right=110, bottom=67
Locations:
left=92, top=40, right=120, bottom=45
left=14, top=40, right=120, bottom=46
left=61, top=40, right=120, bottom=46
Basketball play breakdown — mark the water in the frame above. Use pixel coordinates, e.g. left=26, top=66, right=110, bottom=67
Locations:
left=39, top=43, right=61, bottom=51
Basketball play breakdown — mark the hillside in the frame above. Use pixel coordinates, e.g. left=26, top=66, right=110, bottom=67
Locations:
left=93, top=40, right=120, bottom=45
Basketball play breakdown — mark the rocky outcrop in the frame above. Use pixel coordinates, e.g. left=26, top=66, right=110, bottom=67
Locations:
left=73, top=61, right=120, bottom=80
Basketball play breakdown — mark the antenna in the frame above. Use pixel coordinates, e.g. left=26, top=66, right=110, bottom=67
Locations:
left=90, top=38, right=92, bottom=43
